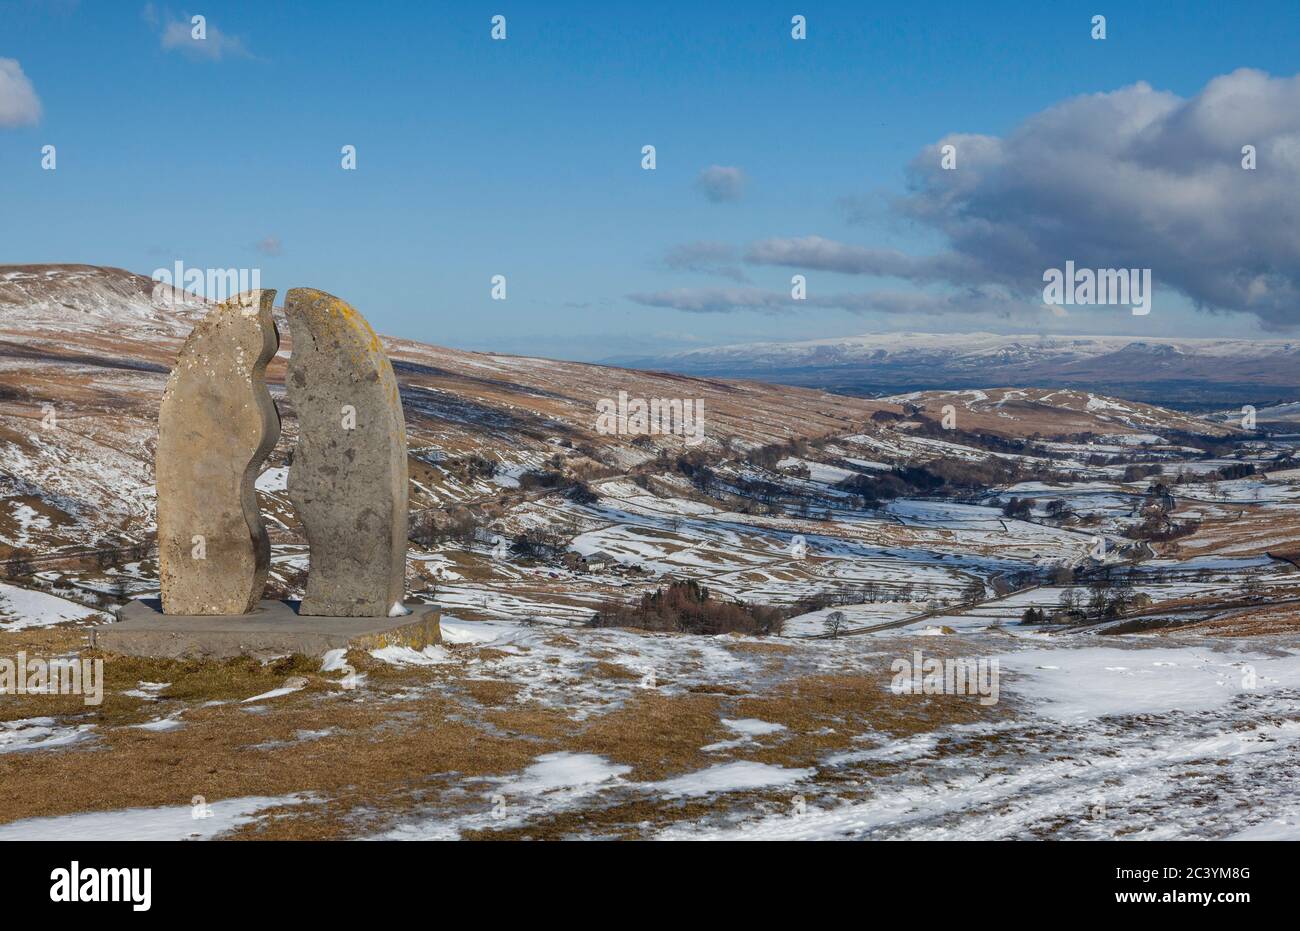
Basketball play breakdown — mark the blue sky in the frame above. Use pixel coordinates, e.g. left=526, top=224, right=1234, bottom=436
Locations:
left=3, top=1, right=1300, bottom=359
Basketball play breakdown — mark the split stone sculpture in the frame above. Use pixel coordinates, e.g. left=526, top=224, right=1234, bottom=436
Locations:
left=284, top=288, right=409, bottom=616
left=156, top=289, right=280, bottom=615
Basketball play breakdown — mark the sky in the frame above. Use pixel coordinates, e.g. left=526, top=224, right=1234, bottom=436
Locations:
left=2, top=0, right=1300, bottom=361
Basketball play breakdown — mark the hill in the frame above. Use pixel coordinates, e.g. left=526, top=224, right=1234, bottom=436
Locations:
left=0, top=264, right=1229, bottom=559
left=618, top=330, right=1300, bottom=406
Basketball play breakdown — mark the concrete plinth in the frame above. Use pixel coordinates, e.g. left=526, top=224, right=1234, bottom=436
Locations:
left=92, top=599, right=441, bottom=660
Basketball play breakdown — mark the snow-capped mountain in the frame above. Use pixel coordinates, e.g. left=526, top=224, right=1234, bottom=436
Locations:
left=630, top=332, right=1300, bottom=405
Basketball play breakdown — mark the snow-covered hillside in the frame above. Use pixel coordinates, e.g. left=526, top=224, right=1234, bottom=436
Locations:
left=1, top=264, right=1228, bottom=560
left=636, top=330, right=1300, bottom=402
left=0, top=265, right=206, bottom=337
left=670, top=331, right=1300, bottom=368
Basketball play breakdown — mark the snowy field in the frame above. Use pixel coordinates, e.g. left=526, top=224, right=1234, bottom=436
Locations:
left=2, top=586, right=1297, bottom=839
left=657, top=635, right=1300, bottom=840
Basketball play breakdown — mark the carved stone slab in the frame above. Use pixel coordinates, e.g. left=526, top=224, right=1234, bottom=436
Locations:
left=156, top=290, right=280, bottom=615
left=285, top=288, right=408, bottom=616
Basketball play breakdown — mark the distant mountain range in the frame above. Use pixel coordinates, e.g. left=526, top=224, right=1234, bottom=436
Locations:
left=613, top=332, right=1300, bottom=408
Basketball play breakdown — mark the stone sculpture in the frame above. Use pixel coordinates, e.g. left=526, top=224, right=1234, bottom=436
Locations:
left=284, top=288, right=409, bottom=616
left=111, top=283, right=439, bottom=658
left=156, top=289, right=280, bottom=615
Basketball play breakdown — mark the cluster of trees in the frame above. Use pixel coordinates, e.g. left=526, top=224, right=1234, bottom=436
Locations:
left=411, top=509, right=595, bottom=565
left=1044, top=499, right=1073, bottom=520
left=566, top=481, right=599, bottom=505
left=516, top=470, right=600, bottom=505
left=590, top=579, right=788, bottom=636
left=647, top=449, right=716, bottom=494
left=731, top=474, right=786, bottom=503
left=93, top=542, right=152, bottom=569
left=652, top=444, right=835, bottom=516
left=836, top=458, right=1039, bottom=507
left=998, top=496, right=1093, bottom=524
left=409, top=508, right=481, bottom=547
left=1122, top=463, right=1163, bottom=482
left=443, top=454, right=499, bottom=481
left=1213, top=462, right=1256, bottom=481
left=1001, top=497, right=1034, bottom=519
left=1, top=550, right=37, bottom=581
left=1020, top=606, right=1049, bottom=624
left=796, top=581, right=938, bottom=607
left=1125, top=513, right=1199, bottom=542
left=1022, top=575, right=1152, bottom=625
left=743, top=437, right=824, bottom=471
left=509, top=527, right=569, bottom=562
left=1123, top=481, right=1198, bottom=542
left=517, top=469, right=567, bottom=491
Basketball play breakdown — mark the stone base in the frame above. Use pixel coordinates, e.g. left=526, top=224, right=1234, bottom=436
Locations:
left=92, top=599, right=441, bottom=660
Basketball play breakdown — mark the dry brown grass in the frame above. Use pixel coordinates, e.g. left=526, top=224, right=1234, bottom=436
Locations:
left=1167, top=603, right=1300, bottom=638
left=0, top=686, right=556, bottom=835
left=458, top=678, right=523, bottom=706
left=474, top=647, right=517, bottom=662
left=724, top=639, right=797, bottom=655
left=483, top=703, right=575, bottom=743
left=0, top=625, right=88, bottom=656
left=735, top=672, right=1002, bottom=769
left=590, top=660, right=641, bottom=681
left=904, top=388, right=1230, bottom=440
left=685, top=683, right=748, bottom=696
left=0, top=609, right=1011, bottom=840
left=1175, top=505, right=1300, bottom=557
left=0, top=644, right=328, bottom=727
left=458, top=791, right=793, bottom=840
left=568, top=691, right=728, bottom=781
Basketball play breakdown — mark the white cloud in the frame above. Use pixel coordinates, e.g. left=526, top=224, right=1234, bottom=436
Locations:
left=0, top=59, right=42, bottom=128
left=747, top=69, right=1300, bottom=329
left=151, top=9, right=252, bottom=60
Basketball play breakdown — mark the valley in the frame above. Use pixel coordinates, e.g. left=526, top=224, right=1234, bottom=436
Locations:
left=1, top=265, right=1298, bottom=840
